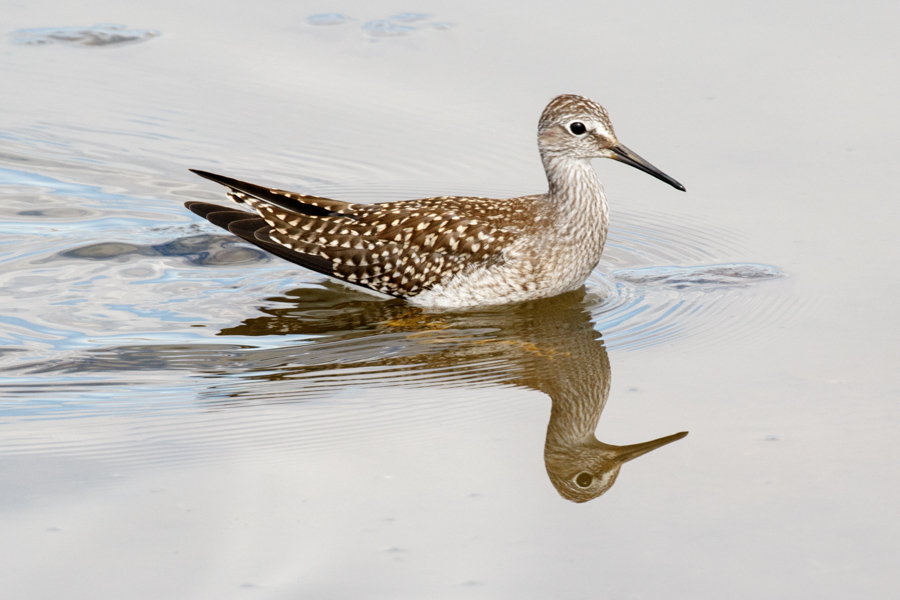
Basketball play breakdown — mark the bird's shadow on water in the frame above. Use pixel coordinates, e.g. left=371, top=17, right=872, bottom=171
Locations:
left=209, top=284, right=688, bottom=503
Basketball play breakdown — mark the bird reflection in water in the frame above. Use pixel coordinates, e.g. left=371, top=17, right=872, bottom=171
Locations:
left=219, top=284, right=687, bottom=503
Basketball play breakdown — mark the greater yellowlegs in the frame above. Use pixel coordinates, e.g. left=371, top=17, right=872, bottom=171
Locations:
left=187, top=94, right=684, bottom=307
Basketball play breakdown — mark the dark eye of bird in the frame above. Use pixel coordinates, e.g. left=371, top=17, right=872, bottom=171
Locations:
left=569, top=122, right=586, bottom=135
left=575, top=472, right=593, bottom=487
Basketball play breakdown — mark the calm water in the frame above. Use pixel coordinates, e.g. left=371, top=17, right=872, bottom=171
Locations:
left=2, top=1, right=898, bottom=598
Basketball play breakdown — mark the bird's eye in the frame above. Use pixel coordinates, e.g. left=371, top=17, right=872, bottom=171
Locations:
left=569, top=122, right=586, bottom=135
left=575, top=472, right=593, bottom=487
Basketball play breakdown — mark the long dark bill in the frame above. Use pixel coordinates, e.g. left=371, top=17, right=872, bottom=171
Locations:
left=611, top=144, right=686, bottom=191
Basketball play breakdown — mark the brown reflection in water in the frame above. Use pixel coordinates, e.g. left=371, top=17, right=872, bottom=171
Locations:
left=221, top=285, right=687, bottom=503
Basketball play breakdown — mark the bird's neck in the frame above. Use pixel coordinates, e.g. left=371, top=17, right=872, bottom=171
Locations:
left=541, top=153, right=607, bottom=209
left=539, top=153, right=610, bottom=253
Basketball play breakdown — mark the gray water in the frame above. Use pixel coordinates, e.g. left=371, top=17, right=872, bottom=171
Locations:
left=1, top=1, right=898, bottom=598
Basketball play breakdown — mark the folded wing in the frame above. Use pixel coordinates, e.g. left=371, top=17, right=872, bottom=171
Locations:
left=187, top=171, right=514, bottom=297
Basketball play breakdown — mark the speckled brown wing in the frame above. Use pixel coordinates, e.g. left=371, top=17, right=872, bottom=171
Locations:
left=251, top=197, right=523, bottom=297
left=187, top=171, right=531, bottom=297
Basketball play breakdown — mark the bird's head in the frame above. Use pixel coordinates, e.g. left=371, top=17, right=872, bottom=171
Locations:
left=538, top=94, right=685, bottom=191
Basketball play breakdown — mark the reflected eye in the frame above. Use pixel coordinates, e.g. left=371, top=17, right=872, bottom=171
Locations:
left=569, top=122, right=586, bottom=135
left=575, top=472, right=593, bottom=487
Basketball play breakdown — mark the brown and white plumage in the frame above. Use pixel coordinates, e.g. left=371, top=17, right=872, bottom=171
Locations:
left=186, top=94, right=684, bottom=307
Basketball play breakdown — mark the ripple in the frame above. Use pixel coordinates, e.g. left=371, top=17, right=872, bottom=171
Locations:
left=611, top=263, right=781, bottom=288
left=11, top=24, right=159, bottom=47
left=362, top=20, right=417, bottom=37
left=58, top=234, right=268, bottom=267
left=305, top=12, right=451, bottom=39
left=307, top=14, right=349, bottom=26
left=387, top=13, right=431, bottom=23
left=0, top=385, right=533, bottom=470
left=588, top=265, right=790, bottom=353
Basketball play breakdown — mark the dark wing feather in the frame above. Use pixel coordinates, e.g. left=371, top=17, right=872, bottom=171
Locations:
left=184, top=201, right=339, bottom=280
left=190, top=169, right=356, bottom=219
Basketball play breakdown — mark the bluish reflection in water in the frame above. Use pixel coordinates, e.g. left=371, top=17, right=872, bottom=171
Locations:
left=307, top=14, right=349, bottom=26
left=10, top=24, right=159, bottom=47
left=306, top=10, right=452, bottom=37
